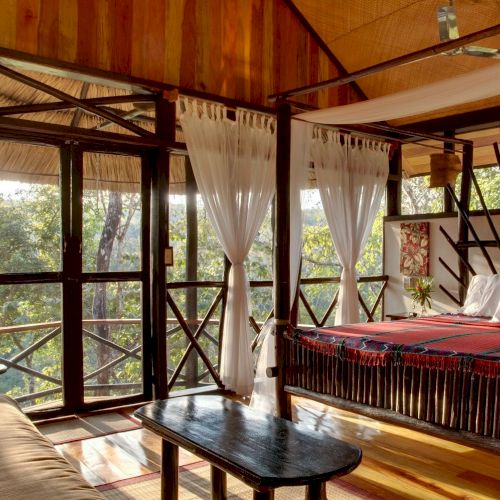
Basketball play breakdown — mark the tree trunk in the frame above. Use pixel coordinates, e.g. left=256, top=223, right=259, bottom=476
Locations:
left=93, top=192, right=122, bottom=392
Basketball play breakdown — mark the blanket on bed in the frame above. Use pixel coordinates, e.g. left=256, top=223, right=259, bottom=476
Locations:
left=288, top=314, right=500, bottom=377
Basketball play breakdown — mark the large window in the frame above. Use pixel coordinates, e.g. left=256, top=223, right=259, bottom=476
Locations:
left=0, top=141, right=150, bottom=411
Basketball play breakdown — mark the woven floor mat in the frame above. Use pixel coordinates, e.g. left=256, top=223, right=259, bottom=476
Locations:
left=99, top=462, right=377, bottom=499
left=38, top=412, right=141, bottom=444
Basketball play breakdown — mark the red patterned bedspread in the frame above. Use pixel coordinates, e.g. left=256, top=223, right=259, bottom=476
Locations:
left=288, top=314, right=500, bottom=377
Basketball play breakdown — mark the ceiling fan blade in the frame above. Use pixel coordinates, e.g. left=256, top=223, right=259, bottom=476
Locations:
left=462, top=46, right=500, bottom=59
left=437, top=5, right=459, bottom=42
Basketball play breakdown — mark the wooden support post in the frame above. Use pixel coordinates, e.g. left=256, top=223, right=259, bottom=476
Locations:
left=185, top=157, right=199, bottom=388
left=141, top=154, right=153, bottom=401
left=274, top=103, right=292, bottom=419
left=386, top=146, right=402, bottom=216
left=457, top=142, right=473, bottom=304
left=61, top=143, right=84, bottom=411
left=439, top=226, right=476, bottom=277
left=468, top=158, right=500, bottom=247
left=446, top=185, right=496, bottom=274
left=306, top=481, right=327, bottom=500
left=443, top=131, right=455, bottom=213
left=151, top=95, right=176, bottom=399
left=218, top=255, right=231, bottom=365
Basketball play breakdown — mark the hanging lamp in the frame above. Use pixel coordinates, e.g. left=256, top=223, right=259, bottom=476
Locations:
left=429, top=153, right=462, bottom=188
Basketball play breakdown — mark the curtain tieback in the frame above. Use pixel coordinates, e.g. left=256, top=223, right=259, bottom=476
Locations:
left=341, top=267, right=357, bottom=278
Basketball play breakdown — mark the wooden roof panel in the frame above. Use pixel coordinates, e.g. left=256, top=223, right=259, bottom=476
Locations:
left=293, top=0, right=500, bottom=123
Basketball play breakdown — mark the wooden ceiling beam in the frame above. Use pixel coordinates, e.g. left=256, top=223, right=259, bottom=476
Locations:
left=0, top=115, right=164, bottom=148
left=70, top=83, right=90, bottom=127
left=0, top=47, right=275, bottom=115
left=0, top=63, right=155, bottom=138
left=92, top=108, right=154, bottom=131
left=269, top=23, right=500, bottom=102
left=0, top=94, right=155, bottom=116
left=406, top=106, right=500, bottom=134
left=282, top=0, right=367, bottom=101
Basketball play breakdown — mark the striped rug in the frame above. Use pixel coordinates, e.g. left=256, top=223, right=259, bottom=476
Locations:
left=98, top=461, right=379, bottom=499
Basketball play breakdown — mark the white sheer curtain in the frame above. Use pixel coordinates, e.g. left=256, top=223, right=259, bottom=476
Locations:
left=312, top=129, right=389, bottom=325
left=180, top=98, right=276, bottom=396
left=250, top=120, right=312, bottom=414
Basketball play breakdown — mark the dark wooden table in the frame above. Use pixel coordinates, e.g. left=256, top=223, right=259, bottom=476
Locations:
left=134, top=395, right=362, bottom=500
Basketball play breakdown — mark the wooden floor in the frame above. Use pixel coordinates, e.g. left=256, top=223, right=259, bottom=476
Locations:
left=51, top=396, right=500, bottom=499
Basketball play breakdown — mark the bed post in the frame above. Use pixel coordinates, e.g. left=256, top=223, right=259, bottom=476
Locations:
left=275, top=102, right=292, bottom=419
left=457, top=142, right=473, bottom=303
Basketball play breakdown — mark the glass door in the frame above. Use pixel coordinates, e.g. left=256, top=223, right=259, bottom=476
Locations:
left=79, top=150, right=151, bottom=406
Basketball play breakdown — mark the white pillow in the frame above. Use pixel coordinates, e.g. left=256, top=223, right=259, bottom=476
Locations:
left=476, top=274, right=500, bottom=317
left=461, top=274, right=489, bottom=316
left=491, top=300, right=500, bottom=322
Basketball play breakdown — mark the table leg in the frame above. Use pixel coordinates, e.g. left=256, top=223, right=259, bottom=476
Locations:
left=161, top=440, right=179, bottom=500
left=305, top=481, right=326, bottom=500
left=210, top=465, right=227, bottom=499
left=253, top=490, right=274, bottom=499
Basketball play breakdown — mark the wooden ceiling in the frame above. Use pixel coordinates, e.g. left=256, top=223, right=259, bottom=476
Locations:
left=0, top=0, right=498, bottom=130
left=402, top=126, right=500, bottom=176
left=292, top=0, right=500, bottom=125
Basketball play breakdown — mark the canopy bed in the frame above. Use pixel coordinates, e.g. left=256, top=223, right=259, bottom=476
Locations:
left=260, top=64, right=500, bottom=442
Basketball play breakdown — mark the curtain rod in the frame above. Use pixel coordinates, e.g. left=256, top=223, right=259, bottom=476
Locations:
left=288, top=101, right=474, bottom=147
left=178, top=95, right=275, bottom=117
left=292, top=114, right=471, bottom=151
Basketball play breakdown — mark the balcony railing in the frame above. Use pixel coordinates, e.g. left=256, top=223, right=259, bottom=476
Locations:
left=1, top=275, right=388, bottom=406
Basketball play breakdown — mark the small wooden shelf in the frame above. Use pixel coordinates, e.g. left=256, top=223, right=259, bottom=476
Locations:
left=386, top=312, right=417, bottom=321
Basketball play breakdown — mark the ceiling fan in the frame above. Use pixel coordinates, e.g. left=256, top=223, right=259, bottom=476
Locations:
left=437, top=1, right=500, bottom=58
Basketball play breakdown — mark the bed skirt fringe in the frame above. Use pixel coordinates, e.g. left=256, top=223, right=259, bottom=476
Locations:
left=285, top=339, right=500, bottom=439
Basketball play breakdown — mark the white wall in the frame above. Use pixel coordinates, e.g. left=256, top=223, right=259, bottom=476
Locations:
left=384, top=213, right=500, bottom=317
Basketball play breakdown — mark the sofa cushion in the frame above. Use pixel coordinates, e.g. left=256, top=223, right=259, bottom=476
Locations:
left=0, top=395, right=104, bottom=499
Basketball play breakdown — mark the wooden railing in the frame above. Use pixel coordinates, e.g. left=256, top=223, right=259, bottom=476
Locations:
left=165, top=275, right=388, bottom=389
left=0, top=275, right=388, bottom=404
left=0, top=319, right=143, bottom=407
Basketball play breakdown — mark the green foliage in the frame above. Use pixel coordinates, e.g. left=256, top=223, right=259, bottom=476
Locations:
left=401, top=175, right=443, bottom=215
left=410, top=276, right=434, bottom=308
left=456, top=166, right=500, bottom=210
left=402, top=166, right=500, bottom=215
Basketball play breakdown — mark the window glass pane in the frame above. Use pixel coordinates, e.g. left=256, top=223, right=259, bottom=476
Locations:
left=455, top=166, right=500, bottom=211
left=0, top=283, right=62, bottom=409
left=0, top=141, right=61, bottom=273
left=402, top=175, right=443, bottom=215
left=470, top=166, right=500, bottom=210
left=83, top=152, right=141, bottom=273
left=82, top=281, right=142, bottom=401
left=167, top=194, right=225, bottom=283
